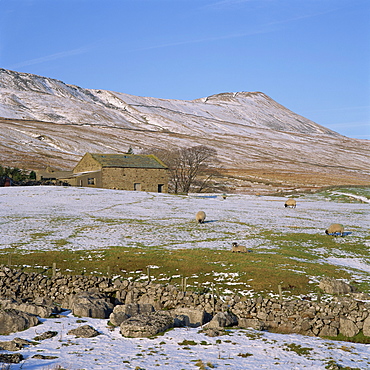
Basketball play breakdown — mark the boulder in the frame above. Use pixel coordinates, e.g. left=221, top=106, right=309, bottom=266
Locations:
left=319, top=325, right=338, bottom=337
left=170, top=308, right=207, bottom=327
left=0, top=337, right=32, bottom=351
left=62, top=292, right=114, bottom=319
left=339, top=317, right=360, bottom=337
left=33, top=331, right=58, bottom=341
left=67, top=325, right=100, bottom=338
left=0, top=298, right=54, bottom=318
left=0, top=309, right=40, bottom=335
left=204, top=311, right=238, bottom=329
left=0, top=353, right=24, bottom=363
left=120, top=311, right=174, bottom=338
left=109, top=303, right=154, bottom=326
left=319, top=278, right=354, bottom=295
left=363, top=316, right=370, bottom=337
left=173, top=314, right=191, bottom=328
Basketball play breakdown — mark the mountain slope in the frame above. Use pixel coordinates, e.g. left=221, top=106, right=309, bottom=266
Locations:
left=0, top=68, right=369, bottom=193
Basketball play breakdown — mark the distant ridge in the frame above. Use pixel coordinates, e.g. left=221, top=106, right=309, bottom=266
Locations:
left=0, top=68, right=369, bottom=193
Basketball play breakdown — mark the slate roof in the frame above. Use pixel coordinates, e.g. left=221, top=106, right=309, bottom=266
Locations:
left=90, top=154, right=168, bottom=169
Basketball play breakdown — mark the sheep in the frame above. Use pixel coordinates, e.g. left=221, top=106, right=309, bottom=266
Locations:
left=231, top=242, right=247, bottom=253
left=325, top=223, right=344, bottom=236
left=195, top=211, right=206, bottom=224
left=284, top=199, right=297, bottom=208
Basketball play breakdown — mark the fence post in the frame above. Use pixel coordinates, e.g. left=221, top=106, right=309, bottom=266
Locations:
left=317, top=290, right=321, bottom=303
left=107, top=266, right=111, bottom=279
left=147, top=266, right=151, bottom=282
left=278, top=284, right=283, bottom=302
left=52, top=262, right=56, bottom=278
left=212, top=282, right=215, bottom=315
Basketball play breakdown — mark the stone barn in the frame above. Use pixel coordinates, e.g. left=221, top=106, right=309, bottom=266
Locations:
left=69, top=153, right=169, bottom=193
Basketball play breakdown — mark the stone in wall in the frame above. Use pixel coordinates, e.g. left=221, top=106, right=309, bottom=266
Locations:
left=339, top=317, right=360, bottom=337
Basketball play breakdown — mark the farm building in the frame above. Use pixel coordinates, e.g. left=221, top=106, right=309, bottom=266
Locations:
left=66, top=153, right=169, bottom=193
left=35, top=166, right=73, bottom=184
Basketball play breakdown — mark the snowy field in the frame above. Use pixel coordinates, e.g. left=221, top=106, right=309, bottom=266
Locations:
left=0, top=186, right=369, bottom=369
left=1, top=186, right=368, bottom=252
left=2, top=312, right=370, bottom=370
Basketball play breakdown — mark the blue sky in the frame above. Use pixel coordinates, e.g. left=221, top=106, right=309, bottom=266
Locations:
left=1, top=0, right=369, bottom=139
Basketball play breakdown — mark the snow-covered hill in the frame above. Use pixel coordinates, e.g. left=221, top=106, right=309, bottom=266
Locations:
left=0, top=68, right=369, bottom=192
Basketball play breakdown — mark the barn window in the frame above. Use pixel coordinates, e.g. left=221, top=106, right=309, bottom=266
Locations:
left=88, top=178, right=95, bottom=185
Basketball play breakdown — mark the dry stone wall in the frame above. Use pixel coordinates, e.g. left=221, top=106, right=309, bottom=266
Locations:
left=1, top=266, right=370, bottom=339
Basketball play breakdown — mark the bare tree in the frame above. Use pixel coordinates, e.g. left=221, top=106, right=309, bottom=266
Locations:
left=143, top=145, right=218, bottom=193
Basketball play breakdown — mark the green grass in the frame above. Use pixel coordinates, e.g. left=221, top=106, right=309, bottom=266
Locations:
left=0, top=237, right=362, bottom=298
left=324, top=331, right=370, bottom=345
left=283, top=343, right=313, bottom=356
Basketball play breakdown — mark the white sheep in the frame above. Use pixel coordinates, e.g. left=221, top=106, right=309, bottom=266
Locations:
left=231, top=242, right=247, bottom=253
left=325, top=223, right=344, bottom=236
left=285, top=199, right=297, bottom=208
left=195, top=211, right=206, bottom=224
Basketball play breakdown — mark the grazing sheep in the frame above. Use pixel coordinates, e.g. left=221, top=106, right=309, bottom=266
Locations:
left=284, top=199, right=297, bottom=208
left=195, top=211, right=206, bottom=224
left=231, top=242, right=247, bottom=253
left=325, top=223, right=344, bottom=236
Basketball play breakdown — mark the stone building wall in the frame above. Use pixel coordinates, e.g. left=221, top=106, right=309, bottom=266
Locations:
left=73, top=153, right=102, bottom=174
left=101, top=167, right=168, bottom=192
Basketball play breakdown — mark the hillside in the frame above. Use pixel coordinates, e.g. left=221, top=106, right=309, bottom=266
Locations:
left=1, top=68, right=369, bottom=193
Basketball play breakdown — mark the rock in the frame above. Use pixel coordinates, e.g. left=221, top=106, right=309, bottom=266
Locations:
left=319, top=278, right=354, bottom=295
left=0, top=340, right=24, bottom=351
left=62, top=292, right=114, bottom=319
left=33, top=331, right=58, bottom=341
left=362, top=316, right=370, bottom=337
left=238, top=318, right=265, bottom=330
left=32, top=354, right=59, bottom=359
left=67, top=324, right=100, bottom=338
left=339, top=317, right=360, bottom=337
left=173, top=314, right=191, bottom=327
left=0, top=298, right=54, bottom=318
left=319, top=325, right=338, bottom=337
left=204, top=311, right=238, bottom=329
left=200, top=327, right=227, bottom=337
left=0, top=309, right=40, bottom=335
left=170, top=308, right=207, bottom=327
left=120, top=311, right=174, bottom=338
left=0, top=353, right=24, bottom=363
left=109, top=303, right=155, bottom=326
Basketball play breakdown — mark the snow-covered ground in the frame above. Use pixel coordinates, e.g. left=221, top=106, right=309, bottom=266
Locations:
left=1, top=186, right=368, bottom=252
left=0, top=186, right=369, bottom=369
left=2, top=312, right=370, bottom=370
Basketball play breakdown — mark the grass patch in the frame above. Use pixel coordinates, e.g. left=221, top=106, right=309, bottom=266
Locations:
left=283, top=343, right=313, bottom=356
left=0, top=240, right=362, bottom=297
left=324, top=331, right=370, bottom=344
left=178, top=340, right=197, bottom=346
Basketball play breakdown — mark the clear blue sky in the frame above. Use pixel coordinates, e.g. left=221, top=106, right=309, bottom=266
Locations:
left=1, top=0, right=369, bottom=139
